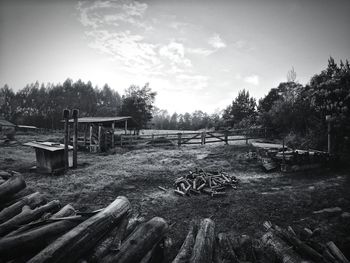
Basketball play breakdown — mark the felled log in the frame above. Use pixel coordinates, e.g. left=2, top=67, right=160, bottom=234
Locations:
left=51, top=204, right=76, bottom=219
left=213, top=233, right=240, bottom=263
left=86, top=215, right=129, bottom=262
left=6, top=204, right=76, bottom=237
left=0, top=175, right=26, bottom=201
left=189, top=218, right=215, bottom=263
left=0, top=218, right=81, bottom=261
left=172, top=221, right=198, bottom=263
left=27, top=196, right=131, bottom=263
left=123, top=215, right=146, bottom=240
left=326, top=241, right=350, bottom=263
left=0, top=192, right=46, bottom=224
left=273, top=225, right=327, bottom=262
left=0, top=200, right=60, bottom=236
left=139, top=238, right=165, bottom=263
left=261, top=231, right=304, bottom=263
left=101, top=217, right=168, bottom=263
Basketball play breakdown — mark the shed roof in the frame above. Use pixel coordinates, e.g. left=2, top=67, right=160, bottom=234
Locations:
left=66, top=116, right=132, bottom=124
left=24, top=141, right=73, bottom=152
left=0, top=118, right=16, bottom=127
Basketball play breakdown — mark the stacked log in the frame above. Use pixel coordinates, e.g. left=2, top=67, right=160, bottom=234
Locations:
left=173, top=168, right=238, bottom=197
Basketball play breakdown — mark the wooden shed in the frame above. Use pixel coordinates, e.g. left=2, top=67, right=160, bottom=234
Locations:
left=67, top=116, right=134, bottom=152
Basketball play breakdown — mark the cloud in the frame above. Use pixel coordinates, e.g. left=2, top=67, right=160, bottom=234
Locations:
left=244, top=75, right=260, bottom=85
left=186, top=47, right=215, bottom=56
left=208, top=34, right=226, bottom=49
left=159, top=42, right=192, bottom=68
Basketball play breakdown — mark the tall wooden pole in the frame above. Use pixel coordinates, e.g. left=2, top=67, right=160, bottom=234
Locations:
left=72, top=109, right=79, bottom=169
left=63, top=109, right=70, bottom=170
left=98, top=124, right=102, bottom=152
left=326, top=115, right=332, bottom=154
left=124, top=119, right=128, bottom=135
left=89, top=124, right=93, bottom=153
left=111, top=122, right=115, bottom=148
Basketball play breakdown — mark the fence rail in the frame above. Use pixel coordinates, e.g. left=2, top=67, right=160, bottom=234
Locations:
left=119, top=128, right=269, bottom=147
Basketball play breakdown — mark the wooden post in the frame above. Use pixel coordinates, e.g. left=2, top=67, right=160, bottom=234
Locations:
left=224, top=130, right=228, bottom=145
left=120, top=134, right=123, bottom=147
left=84, top=125, right=87, bottom=147
left=111, top=122, right=115, bottom=147
left=177, top=133, right=182, bottom=147
left=89, top=124, right=93, bottom=152
left=326, top=115, right=332, bottom=154
left=151, top=134, right=154, bottom=145
left=63, top=109, right=70, bottom=170
left=124, top=119, right=128, bottom=135
left=282, top=137, right=285, bottom=164
left=98, top=124, right=102, bottom=152
left=72, top=109, right=78, bottom=169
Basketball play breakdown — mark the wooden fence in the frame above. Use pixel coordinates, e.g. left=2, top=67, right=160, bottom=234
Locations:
left=119, top=128, right=269, bottom=147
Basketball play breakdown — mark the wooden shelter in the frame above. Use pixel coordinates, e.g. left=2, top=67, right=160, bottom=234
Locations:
left=67, top=116, right=133, bottom=152
left=0, top=118, right=16, bottom=139
left=24, top=141, right=73, bottom=174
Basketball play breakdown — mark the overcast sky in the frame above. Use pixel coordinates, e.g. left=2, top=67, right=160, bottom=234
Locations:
left=1, top=0, right=349, bottom=114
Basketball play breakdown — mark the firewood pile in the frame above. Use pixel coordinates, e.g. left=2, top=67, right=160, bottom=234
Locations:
left=1, top=170, right=348, bottom=263
left=173, top=168, right=238, bottom=197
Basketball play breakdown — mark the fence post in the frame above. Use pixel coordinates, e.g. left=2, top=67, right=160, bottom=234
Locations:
left=224, top=130, right=228, bottom=145
left=152, top=134, right=154, bottom=145
left=120, top=134, right=123, bottom=147
left=63, top=109, right=70, bottom=170
left=111, top=122, right=115, bottom=147
left=72, top=109, right=78, bottom=169
left=89, top=124, right=93, bottom=152
left=177, top=133, right=182, bottom=147
left=98, top=124, right=102, bottom=152
left=203, top=131, right=206, bottom=145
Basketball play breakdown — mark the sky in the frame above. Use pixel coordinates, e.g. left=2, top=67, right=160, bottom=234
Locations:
left=1, top=0, right=350, bottom=114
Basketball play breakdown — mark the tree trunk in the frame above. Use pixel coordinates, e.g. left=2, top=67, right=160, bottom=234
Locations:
left=213, top=233, right=240, bottom=263
left=27, top=196, right=131, bottom=263
left=0, top=219, right=80, bottom=261
left=86, top=215, right=129, bottom=262
left=0, top=192, right=46, bottom=224
left=101, top=217, right=168, bottom=263
left=172, top=221, right=198, bottom=263
left=51, top=204, right=76, bottom=219
left=123, top=216, right=146, bottom=241
left=261, top=231, right=304, bottom=263
left=0, top=175, right=26, bottom=200
left=0, top=200, right=60, bottom=237
left=189, top=218, right=215, bottom=263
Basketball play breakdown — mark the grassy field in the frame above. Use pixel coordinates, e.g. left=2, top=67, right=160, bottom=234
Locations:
left=1, top=131, right=350, bottom=260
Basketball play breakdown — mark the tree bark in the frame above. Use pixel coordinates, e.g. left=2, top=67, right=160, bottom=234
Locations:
left=0, top=200, right=60, bottom=237
left=213, top=233, right=240, bottom=263
left=27, top=196, right=131, bottom=263
left=261, top=231, right=304, bottom=263
left=0, top=192, right=46, bottom=224
left=51, top=204, right=76, bottom=219
left=0, top=219, right=80, bottom=261
left=101, top=217, right=168, bottom=263
left=172, top=221, right=198, bottom=263
left=0, top=175, right=26, bottom=200
left=189, top=218, right=215, bottom=263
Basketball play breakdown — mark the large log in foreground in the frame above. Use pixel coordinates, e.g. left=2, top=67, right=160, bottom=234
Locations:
left=0, top=219, right=81, bottom=261
left=101, top=217, right=169, bottom=263
left=27, top=196, right=131, bottom=263
left=172, top=222, right=198, bottom=263
left=190, top=218, right=215, bottom=263
left=0, top=175, right=26, bottom=200
left=0, top=192, right=46, bottom=224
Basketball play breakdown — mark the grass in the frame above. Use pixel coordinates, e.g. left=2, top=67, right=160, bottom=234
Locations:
left=1, top=132, right=350, bottom=260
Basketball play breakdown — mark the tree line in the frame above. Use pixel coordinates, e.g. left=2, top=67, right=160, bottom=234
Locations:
left=1, top=57, right=349, bottom=151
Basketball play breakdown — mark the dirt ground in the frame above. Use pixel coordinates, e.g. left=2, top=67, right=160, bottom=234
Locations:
left=1, top=132, right=350, bottom=260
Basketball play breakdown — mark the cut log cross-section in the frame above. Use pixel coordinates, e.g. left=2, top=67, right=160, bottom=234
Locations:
left=27, top=196, right=131, bottom=263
